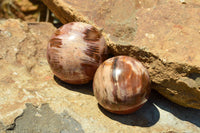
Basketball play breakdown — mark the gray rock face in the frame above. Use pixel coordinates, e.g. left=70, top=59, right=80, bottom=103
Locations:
left=6, top=104, right=84, bottom=133
left=0, top=19, right=200, bottom=133
left=41, top=0, right=200, bottom=109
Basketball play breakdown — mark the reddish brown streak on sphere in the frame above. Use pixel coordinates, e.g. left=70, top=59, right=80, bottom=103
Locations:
left=93, top=56, right=151, bottom=114
left=47, top=22, right=108, bottom=84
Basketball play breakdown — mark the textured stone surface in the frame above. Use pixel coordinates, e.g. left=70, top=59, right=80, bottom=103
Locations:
left=0, top=0, right=40, bottom=21
left=6, top=104, right=84, bottom=133
left=0, top=19, right=56, bottom=126
left=41, top=0, right=200, bottom=109
left=0, top=19, right=200, bottom=133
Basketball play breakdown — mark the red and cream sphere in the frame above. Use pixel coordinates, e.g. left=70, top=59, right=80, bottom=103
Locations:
left=47, top=22, right=108, bottom=84
left=93, top=56, right=151, bottom=114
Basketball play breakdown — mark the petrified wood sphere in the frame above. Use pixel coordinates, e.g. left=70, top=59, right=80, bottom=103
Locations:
left=47, top=22, right=108, bottom=84
left=93, top=56, right=151, bottom=114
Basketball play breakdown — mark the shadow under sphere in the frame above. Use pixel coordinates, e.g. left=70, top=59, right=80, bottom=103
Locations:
left=98, top=92, right=160, bottom=127
left=151, top=89, right=200, bottom=128
left=54, top=75, right=94, bottom=96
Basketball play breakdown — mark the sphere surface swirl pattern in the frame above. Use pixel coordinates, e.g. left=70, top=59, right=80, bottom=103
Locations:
left=47, top=22, right=108, bottom=84
left=93, top=56, right=151, bottom=114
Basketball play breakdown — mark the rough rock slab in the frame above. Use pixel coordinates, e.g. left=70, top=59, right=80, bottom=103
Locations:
left=41, top=0, right=200, bottom=109
left=0, top=19, right=200, bottom=133
left=5, top=104, right=84, bottom=133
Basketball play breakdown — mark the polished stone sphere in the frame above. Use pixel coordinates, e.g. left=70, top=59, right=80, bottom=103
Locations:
left=93, top=56, right=151, bottom=114
left=47, top=22, right=108, bottom=84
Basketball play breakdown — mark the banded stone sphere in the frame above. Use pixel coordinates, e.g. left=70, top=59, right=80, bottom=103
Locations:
left=47, top=22, right=108, bottom=84
left=93, top=56, right=151, bottom=114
